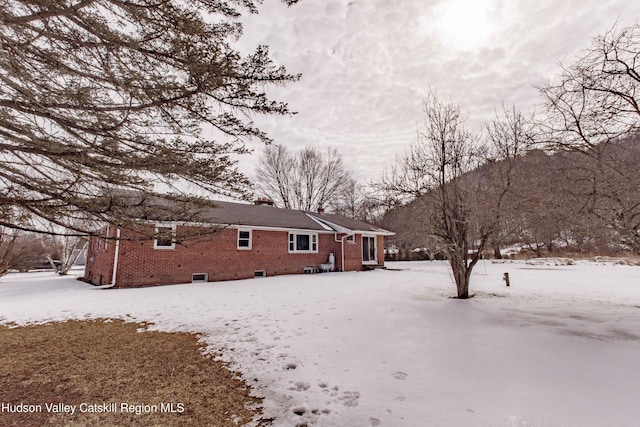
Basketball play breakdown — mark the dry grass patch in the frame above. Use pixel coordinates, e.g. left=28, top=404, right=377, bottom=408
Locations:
left=0, top=319, right=262, bottom=427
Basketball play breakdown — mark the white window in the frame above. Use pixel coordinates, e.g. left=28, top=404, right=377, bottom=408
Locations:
left=237, top=229, right=252, bottom=250
left=346, top=234, right=355, bottom=243
left=154, top=224, right=176, bottom=249
left=362, top=235, right=377, bottom=264
left=288, top=232, right=318, bottom=253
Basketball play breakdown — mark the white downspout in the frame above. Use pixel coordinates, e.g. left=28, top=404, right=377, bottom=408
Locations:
left=333, top=233, right=349, bottom=272
left=95, top=227, right=120, bottom=289
left=111, top=227, right=121, bottom=286
left=93, top=227, right=120, bottom=289
left=341, top=235, right=346, bottom=272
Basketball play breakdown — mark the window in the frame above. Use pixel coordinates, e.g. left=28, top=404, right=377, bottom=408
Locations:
left=237, top=229, right=252, bottom=250
left=192, top=273, right=208, bottom=282
left=288, top=232, right=318, bottom=253
left=346, top=234, right=355, bottom=243
left=362, top=235, right=377, bottom=263
left=154, top=224, right=175, bottom=249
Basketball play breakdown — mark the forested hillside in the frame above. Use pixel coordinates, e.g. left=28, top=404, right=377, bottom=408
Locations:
left=383, top=134, right=640, bottom=259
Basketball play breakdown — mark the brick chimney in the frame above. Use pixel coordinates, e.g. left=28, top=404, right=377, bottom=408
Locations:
left=254, top=197, right=275, bottom=207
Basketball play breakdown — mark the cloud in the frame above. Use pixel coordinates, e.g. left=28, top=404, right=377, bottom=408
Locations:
left=234, top=0, right=640, bottom=183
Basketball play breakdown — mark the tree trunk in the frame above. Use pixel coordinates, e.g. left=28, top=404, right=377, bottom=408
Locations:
left=493, top=242, right=502, bottom=259
left=535, top=244, right=543, bottom=257
left=58, top=241, right=89, bottom=275
left=449, top=256, right=470, bottom=299
left=46, top=255, right=59, bottom=272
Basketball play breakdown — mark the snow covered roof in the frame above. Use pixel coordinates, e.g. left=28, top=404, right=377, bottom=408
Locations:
left=307, top=212, right=395, bottom=236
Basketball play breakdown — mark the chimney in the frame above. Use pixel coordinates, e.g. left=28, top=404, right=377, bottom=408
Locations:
left=254, top=197, right=275, bottom=207
left=317, top=206, right=325, bottom=213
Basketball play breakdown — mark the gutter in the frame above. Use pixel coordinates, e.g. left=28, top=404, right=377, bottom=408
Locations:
left=307, top=214, right=395, bottom=237
left=334, top=233, right=350, bottom=272
left=111, top=227, right=121, bottom=286
left=97, top=227, right=120, bottom=289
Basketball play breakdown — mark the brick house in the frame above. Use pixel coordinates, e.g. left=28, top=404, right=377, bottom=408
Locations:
left=84, top=199, right=394, bottom=288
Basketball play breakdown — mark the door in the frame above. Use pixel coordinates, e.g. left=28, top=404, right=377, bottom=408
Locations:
left=362, top=236, right=377, bottom=264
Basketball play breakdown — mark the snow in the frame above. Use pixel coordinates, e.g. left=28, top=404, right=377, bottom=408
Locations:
left=1, top=261, right=640, bottom=427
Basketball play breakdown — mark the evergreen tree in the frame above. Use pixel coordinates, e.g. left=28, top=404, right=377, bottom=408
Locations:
left=0, top=0, right=299, bottom=234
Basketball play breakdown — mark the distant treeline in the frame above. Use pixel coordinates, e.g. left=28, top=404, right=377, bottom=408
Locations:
left=382, top=135, right=640, bottom=259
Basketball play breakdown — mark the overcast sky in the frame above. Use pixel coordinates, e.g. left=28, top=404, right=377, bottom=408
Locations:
left=233, top=0, right=640, bottom=183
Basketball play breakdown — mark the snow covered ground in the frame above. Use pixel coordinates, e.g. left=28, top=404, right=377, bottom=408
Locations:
left=1, top=260, right=639, bottom=427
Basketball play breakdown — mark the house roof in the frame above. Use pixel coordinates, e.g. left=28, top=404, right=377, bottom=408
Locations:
left=201, top=201, right=325, bottom=230
left=308, top=212, right=394, bottom=235
left=204, top=201, right=393, bottom=235
left=109, top=192, right=393, bottom=235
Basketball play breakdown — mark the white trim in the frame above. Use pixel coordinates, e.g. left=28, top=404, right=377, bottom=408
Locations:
left=306, top=215, right=351, bottom=234
left=136, top=217, right=389, bottom=235
left=350, top=228, right=395, bottom=236
left=244, top=225, right=334, bottom=234
left=154, top=223, right=176, bottom=249
left=305, top=213, right=335, bottom=231
left=368, top=227, right=396, bottom=237
left=288, top=232, right=318, bottom=253
left=237, top=229, right=252, bottom=250
left=306, top=214, right=395, bottom=236
left=135, top=219, right=337, bottom=234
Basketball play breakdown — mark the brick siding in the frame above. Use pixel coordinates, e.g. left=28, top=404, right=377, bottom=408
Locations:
left=84, top=224, right=386, bottom=288
left=85, top=225, right=117, bottom=286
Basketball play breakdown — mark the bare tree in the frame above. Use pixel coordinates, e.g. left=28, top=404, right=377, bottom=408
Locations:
left=254, top=145, right=354, bottom=211
left=329, top=179, right=364, bottom=218
left=0, top=228, right=18, bottom=276
left=380, top=95, right=529, bottom=298
left=381, top=203, right=446, bottom=260
left=0, top=0, right=299, bottom=236
left=539, top=22, right=640, bottom=252
left=481, top=106, right=539, bottom=256
left=254, top=145, right=294, bottom=208
left=41, top=223, right=89, bottom=275
left=328, top=181, right=387, bottom=224
left=540, top=23, right=640, bottom=150
left=0, top=229, right=47, bottom=275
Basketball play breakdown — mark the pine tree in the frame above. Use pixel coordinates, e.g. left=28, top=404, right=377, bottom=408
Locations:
left=0, top=0, right=299, bottom=234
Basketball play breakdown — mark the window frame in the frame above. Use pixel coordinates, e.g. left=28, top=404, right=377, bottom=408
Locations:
left=237, top=229, right=252, bottom=250
left=288, top=232, right=318, bottom=253
left=154, top=224, right=176, bottom=249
